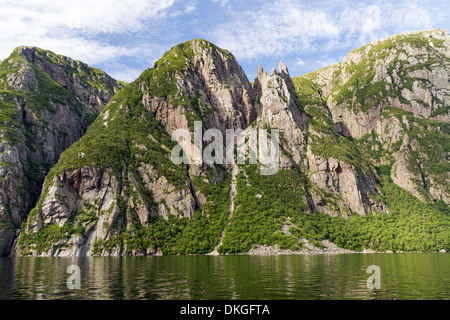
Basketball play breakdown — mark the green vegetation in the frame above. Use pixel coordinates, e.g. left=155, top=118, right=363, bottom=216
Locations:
left=329, top=31, right=447, bottom=112
left=293, top=30, right=449, bottom=205
left=220, top=165, right=449, bottom=253
left=197, top=40, right=235, bottom=61
left=1, top=48, right=83, bottom=116
left=19, top=162, right=450, bottom=254
left=0, top=52, right=29, bottom=145
left=94, top=170, right=232, bottom=256
left=310, top=133, right=373, bottom=172
left=0, top=91, right=22, bottom=145
left=17, top=39, right=238, bottom=255
left=293, top=75, right=373, bottom=172
left=30, top=64, right=83, bottom=115
left=142, top=41, right=195, bottom=101
left=0, top=46, right=116, bottom=149
left=173, top=172, right=231, bottom=254
left=0, top=46, right=125, bottom=254
left=176, top=163, right=450, bottom=254
left=141, top=38, right=233, bottom=108
left=292, top=77, right=325, bottom=107
left=138, top=39, right=236, bottom=129
left=45, top=77, right=186, bottom=189
left=18, top=211, right=75, bottom=255
left=379, top=107, right=450, bottom=198
left=34, top=47, right=121, bottom=95
left=0, top=221, right=16, bottom=232
left=219, top=166, right=310, bottom=253
left=15, top=33, right=450, bottom=257
left=303, top=168, right=450, bottom=252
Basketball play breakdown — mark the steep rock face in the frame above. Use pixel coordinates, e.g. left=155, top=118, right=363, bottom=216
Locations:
left=306, top=149, right=383, bottom=216
left=247, top=62, right=384, bottom=216
left=17, top=40, right=248, bottom=257
left=142, top=39, right=255, bottom=136
left=252, top=63, right=309, bottom=167
left=327, top=29, right=449, bottom=138
left=16, top=90, right=201, bottom=256
left=293, top=67, right=385, bottom=216
left=18, top=47, right=118, bottom=109
left=21, top=165, right=197, bottom=257
left=16, top=32, right=450, bottom=257
left=0, top=47, right=122, bottom=256
left=294, top=29, right=449, bottom=205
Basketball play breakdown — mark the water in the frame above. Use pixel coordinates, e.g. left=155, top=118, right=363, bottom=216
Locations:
left=0, top=254, right=448, bottom=300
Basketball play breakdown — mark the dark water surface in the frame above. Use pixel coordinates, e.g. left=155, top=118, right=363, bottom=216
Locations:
left=0, top=254, right=448, bottom=300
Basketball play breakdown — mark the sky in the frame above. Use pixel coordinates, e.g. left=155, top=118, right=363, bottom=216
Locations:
left=0, top=0, right=449, bottom=83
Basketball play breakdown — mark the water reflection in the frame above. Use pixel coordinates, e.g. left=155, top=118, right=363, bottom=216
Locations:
left=0, top=254, right=448, bottom=300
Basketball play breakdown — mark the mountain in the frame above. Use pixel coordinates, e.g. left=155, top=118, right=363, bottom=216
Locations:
left=293, top=28, right=449, bottom=205
left=15, top=31, right=450, bottom=257
left=0, top=47, right=122, bottom=256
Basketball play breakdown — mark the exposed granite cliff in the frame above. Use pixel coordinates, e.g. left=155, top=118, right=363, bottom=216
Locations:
left=15, top=31, right=450, bottom=256
left=0, top=47, right=122, bottom=256
left=17, top=40, right=252, bottom=257
left=294, top=29, right=449, bottom=205
left=142, top=39, right=255, bottom=135
left=251, top=62, right=383, bottom=216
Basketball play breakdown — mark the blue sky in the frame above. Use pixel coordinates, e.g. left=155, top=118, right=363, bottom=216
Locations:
left=1, top=0, right=449, bottom=82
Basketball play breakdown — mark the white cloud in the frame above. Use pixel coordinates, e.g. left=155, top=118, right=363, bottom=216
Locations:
left=211, top=0, right=446, bottom=61
left=316, top=58, right=339, bottom=68
left=0, top=0, right=176, bottom=66
left=212, top=0, right=340, bottom=60
left=295, top=58, right=306, bottom=66
left=0, top=0, right=175, bottom=35
left=109, top=67, right=143, bottom=84
left=184, top=5, right=197, bottom=14
left=212, top=0, right=231, bottom=8
left=0, top=0, right=447, bottom=82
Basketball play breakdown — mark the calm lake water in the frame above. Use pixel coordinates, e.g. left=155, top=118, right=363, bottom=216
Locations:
left=0, top=254, right=448, bottom=300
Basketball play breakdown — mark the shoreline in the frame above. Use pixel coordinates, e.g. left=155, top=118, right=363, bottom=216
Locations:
left=7, top=241, right=448, bottom=258
left=3, top=251, right=448, bottom=259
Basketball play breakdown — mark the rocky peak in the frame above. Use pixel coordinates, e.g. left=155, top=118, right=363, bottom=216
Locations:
left=253, top=63, right=305, bottom=120
left=12, top=33, right=450, bottom=258
left=279, top=61, right=288, bottom=74
left=278, top=61, right=296, bottom=90
left=14, top=46, right=121, bottom=109
left=293, top=28, right=450, bottom=206
left=0, top=46, right=122, bottom=256
left=140, top=39, right=255, bottom=136
left=326, top=29, right=450, bottom=138
left=251, top=63, right=309, bottom=167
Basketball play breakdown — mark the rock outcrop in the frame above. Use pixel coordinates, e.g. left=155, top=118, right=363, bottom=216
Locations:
left=0, top=47, right=122, bottom=256
left=294, top=29, right=450, bottom=205
left=142, top=39, right=255, bottom=136
left=15, top=31, right=450, bottom=257
left=306, top=150, right=384, bottom=216
left=249, top=62, right=383, bottom=216
left=17, top=40, right=252, bottom=257
left=252, top=62, right=309, bottom=166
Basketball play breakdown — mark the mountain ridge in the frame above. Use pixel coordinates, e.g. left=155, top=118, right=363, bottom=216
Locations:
left=1, top=30, right=448, bottom=257
left=293, top=28, right=449, bottom=204
left=0, top=46, right=123, bottom=256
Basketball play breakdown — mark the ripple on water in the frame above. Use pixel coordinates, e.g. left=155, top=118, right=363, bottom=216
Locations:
left=0, top=254, right=448, bottom=300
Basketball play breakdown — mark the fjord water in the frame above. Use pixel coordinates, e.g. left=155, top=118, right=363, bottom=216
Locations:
left=0, top=254, right=448, bottom=300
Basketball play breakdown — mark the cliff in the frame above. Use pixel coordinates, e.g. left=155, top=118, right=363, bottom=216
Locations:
left=294, top=29, right=449, bottom=205
left=14, top=31, right=450, bottom=256
left=0, top=47, right=122, bottom=256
